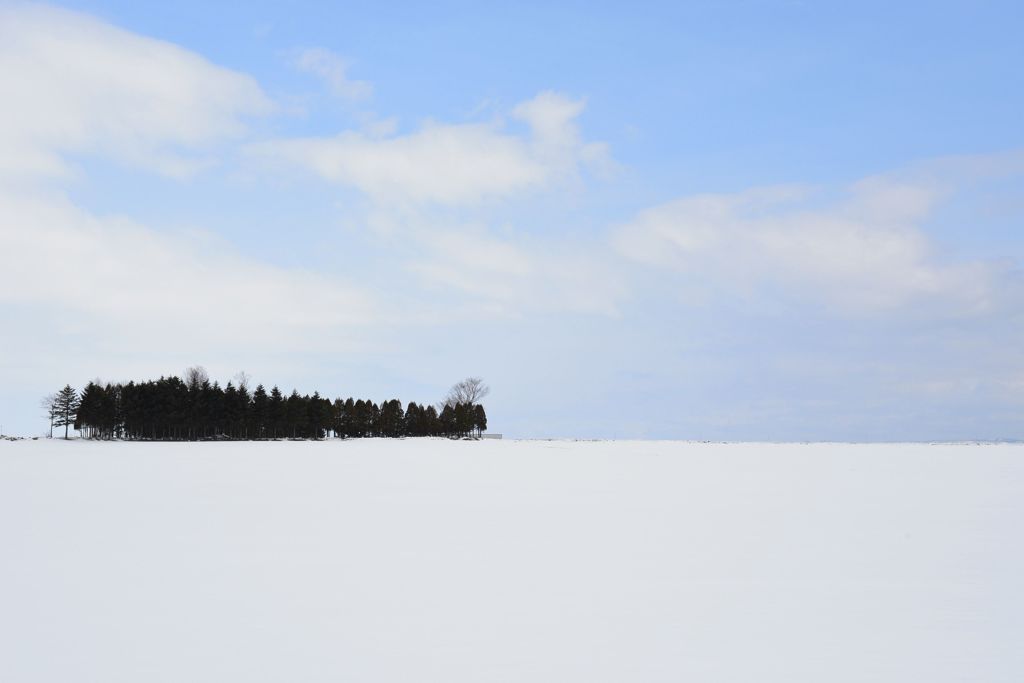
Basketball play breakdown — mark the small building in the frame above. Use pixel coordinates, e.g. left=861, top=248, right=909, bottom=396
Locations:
left=481, top=433, right=503, bottom=440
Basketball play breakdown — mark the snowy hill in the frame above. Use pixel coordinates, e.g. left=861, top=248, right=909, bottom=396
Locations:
left=1, top=439, right=1021, bottom=682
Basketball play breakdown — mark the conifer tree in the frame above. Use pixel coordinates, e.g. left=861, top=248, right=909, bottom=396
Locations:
left=307, top=391, right=328, bottom=439
left=453, top=402, right=474, bottom=438
left=379, top=399, right=404, bottom=437
left=269, top=386, right=285, bottom=438
left=236, top=383, right=252, bottom=438
left=285, top=390, right=305, bottom=438
left=54, top=384, right=80, bottom=439
left=439, top=404, right=455, bottom=437
left=76, top=382, right=101, bottom=438
left=252, top=385, right=268, bottom=439
left=424, top=405, right=440, bottom=436
left=224, top=382, right=239, bottom=438
left=331, top=398, right=346, bottom=437
left=405, top=402, right=422, bottom=436
left=368, top=401, right=381, bottom=437
left=474, top=404, right=487, bottom=437
left=339, top=397, right=355, bottom=437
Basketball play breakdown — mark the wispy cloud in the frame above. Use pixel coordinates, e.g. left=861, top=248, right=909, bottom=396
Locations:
left=613, top=170, right=1017, bottom=316
left=405, top=225, right=627, bottom=317
left=247, top=91, right=608, bottom=205
left=291, top=47, right=372, bottom=101
left=0, top=188, right=379, bottom=356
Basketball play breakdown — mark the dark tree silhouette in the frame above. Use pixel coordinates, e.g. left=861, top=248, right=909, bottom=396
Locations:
left=67, top=372, right=489, bottom=441
left=251, top=385, right=268, bottom=439
left=474, top=404, right=488, bottom=437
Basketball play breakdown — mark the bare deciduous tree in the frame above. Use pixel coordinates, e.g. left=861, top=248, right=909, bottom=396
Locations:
left=184, top=365, right=209, bottom=389
left=442, top=377, right=490, bottom=408
left=40, top=393, right=58, bottom=438
left=233, top=371, right=251, bottom=392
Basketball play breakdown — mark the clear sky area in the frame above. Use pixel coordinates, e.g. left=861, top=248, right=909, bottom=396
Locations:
left=1, top=1, right=1022, bottom=439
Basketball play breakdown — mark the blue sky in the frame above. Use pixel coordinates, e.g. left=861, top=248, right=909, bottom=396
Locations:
left=1, top=1, right=1022, bottom=439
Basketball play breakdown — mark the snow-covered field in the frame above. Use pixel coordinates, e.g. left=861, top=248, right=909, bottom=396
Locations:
left=1, top=439, right=1021, bottom=682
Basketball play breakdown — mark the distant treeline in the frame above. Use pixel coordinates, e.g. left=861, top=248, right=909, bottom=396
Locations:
left=43, top=371, right=488, bottom=441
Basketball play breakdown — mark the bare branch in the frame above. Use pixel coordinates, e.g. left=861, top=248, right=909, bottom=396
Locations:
left=184, top=365, right=209, bottom=389
left=233, top=371, right=251, bottom=391
left=443, top=377, right=490, bottom=407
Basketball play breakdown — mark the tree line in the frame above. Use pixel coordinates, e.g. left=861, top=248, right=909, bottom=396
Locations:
left=42, top=370, right=488, bottom=441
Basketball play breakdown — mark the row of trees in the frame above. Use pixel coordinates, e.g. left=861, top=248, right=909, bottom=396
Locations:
left=43, top=371, right=488, bottom=441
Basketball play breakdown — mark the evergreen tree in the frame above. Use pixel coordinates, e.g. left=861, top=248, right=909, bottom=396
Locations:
left=439, top=404, right=455, bottom=437
left=342, top=397, right=356, bottom=437
left=54, top=384, right=80, bottom=439
left=405, top=402, right=422, bottom=436
left=207, top=383, right=218, bottom=436
left=379, top=399, right=404, bottom=437
left=285, top=390, right=307, bottom=438
left=76, top=382, right=101, bottom=438
left=269, top=386, right=285, bottom=438
left=331, top=398, right=346, bottom=438
left=307, top=391, right=329, bottom=439
left=251, top=385, right=268, bottom=439
left=351, top=399, right=367, bottom=437
left=424, top=405, right=440, bottom=436
left=224, top=382, right=239, bottom=437
left=453, top=402, right=474, bottom=438
left=236, top=383, right=252, bottom=438
left=474, top=404, right=487, bottom=437
left=368, top=401, right=381, bottom=437
left=100, top=383, right=119, bottom=438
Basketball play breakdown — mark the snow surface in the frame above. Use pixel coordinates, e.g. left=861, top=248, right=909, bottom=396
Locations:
left=1, top=438, right=1021, bottom=682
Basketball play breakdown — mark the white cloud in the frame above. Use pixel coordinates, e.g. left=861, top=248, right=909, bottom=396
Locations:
left=0, top=188, right=378, bottom=354
left=248, top=91, right=607, bottom=205
left=614, top=178, right=1008, bottom=315
left=292, top=47, right=372, bottom=101
left=512, top=91, right=586, bottom=145
left=0, top=4, right=271, bottom=180
left=252, top=123, right=543, bottom=204
left=512, top=91, right=610, bottom=170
